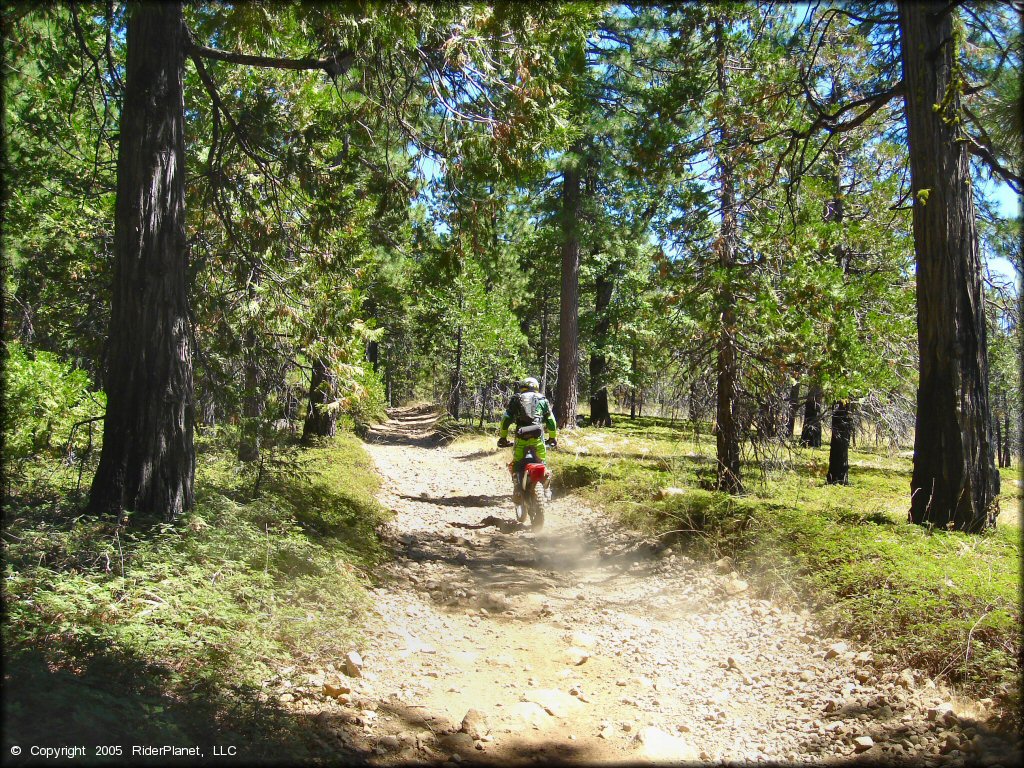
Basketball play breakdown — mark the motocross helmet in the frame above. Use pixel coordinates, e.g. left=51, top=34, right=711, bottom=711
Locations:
left=517, top=377, right=540, bottom=393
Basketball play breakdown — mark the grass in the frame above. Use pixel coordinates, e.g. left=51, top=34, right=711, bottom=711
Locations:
left=490, top=413, right=1020, bottom=725
left=2, top=427, right=390, bottom=758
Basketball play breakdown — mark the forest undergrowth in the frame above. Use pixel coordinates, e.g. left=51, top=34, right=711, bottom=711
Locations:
left=2, top=421, right=389, bottom=756
left=494, top=413, right=1022, bottom=726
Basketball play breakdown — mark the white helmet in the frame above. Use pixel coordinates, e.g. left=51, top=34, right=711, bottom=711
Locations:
left=518, top=377, right=540, bottom=392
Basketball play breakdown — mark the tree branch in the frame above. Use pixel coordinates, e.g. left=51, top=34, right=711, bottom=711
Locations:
left=821, top=7, right=899, bottom=26
left=963, top=132, right=1023, bottom=194
left=188, top=51, right=274, bottom=175
left=928, top=1, right=969, bottom=22
left=800, top=81, right=904, bottom=137
left=186, top=35, right=354, bottom=78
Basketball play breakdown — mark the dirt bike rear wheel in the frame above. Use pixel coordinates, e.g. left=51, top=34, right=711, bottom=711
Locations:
left=514, top=501, right=527, bottom=523
left=526, top=481, right=545, bottom=531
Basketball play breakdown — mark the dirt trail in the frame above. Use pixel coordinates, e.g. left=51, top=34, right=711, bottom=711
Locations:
left=318, top=407, right=1016, bottom=766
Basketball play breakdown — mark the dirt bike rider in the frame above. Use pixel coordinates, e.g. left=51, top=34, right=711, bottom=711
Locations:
left=496, top=377, right=557, bottom=501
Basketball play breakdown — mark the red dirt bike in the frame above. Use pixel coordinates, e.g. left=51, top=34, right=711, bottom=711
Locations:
left=497, top=436, right=555, bottom=530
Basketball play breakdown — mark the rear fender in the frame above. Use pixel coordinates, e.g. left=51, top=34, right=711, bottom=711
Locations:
left=525, top=463, right=547, bottom=484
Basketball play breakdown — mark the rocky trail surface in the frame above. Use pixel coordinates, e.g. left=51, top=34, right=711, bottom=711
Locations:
left=282, top=407, right=1019, bottom=766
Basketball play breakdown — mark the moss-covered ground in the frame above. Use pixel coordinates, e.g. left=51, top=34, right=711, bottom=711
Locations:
left=2, top=426, right=389, bottom=760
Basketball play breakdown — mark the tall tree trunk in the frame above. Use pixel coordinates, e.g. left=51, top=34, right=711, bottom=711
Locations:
left=366, top=340, right=379, bottom=373
left=540, top=290, right=548, bottom=393
left=1002, top=407, right=1011, bottom=468
left=238, top=326, right=262, bottom=462
left=714, top=17, right=742, bottom=494
left=786, top=382, right=801, bottom=439
left=88, top=2, right=193, bottom=521
left=448, top=324, right=463, bottom=419
left=589, top=266, right=614, bottom=427
left=799, top=384, right=823, bottom=448
left=200, top=392, right=216, bottom=428
left=302, top=357, right=337, bottom=442
left=995, top=417, right=1004, bottom=469
left=827, top=400, right=852, bottom=485
left=899, top=2, right=999, bottom=531
left=555, top=148, right=582, bottom=429
left=630, top=345, right=638, bottom=419
left=822, top=140, right=851, bottom=481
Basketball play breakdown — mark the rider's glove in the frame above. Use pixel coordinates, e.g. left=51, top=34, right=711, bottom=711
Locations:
left=546, top=438, right=557, bottom=448
left=497, top=437, right=512, bottom=448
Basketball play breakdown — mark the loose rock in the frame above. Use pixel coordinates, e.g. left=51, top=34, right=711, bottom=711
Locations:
left=505, top=702, right=551, bottom=730
left=344, top=650, right=363, bottom=678
left=524, top=689, right=583, bottom=718
left=853, top=735, right=875, bottom=752
left=323, top=676, right=351, bottom=699
left=460, top=709, right=489, bottom=740
left=928, top=703, right=957, bottom=726
left=634, top=727, right=700, bottom=761
left=724, top=577, right=749, bottom=595
left=565, top=647, right=590, bottom=666
left=825, top=642, right=849, bottom=660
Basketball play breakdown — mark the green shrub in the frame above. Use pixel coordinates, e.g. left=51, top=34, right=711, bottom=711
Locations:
left=3, top=429, right=390, bottom=750
left=346, top=365, right=387, bottom=429
left=2, top=342, right=105, bottom=479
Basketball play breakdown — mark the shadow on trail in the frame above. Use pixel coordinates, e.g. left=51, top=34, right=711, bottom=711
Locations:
left=450, top=515, right=527, bottom=534
left=1, top=648, right=372, bottom=765
left=399, top=493, right=506, bottom=508
left=454, top=448, right=503, bottom=462
left=373, top=700, right=617, bottom=766
left=364, top=429, right=442, bottom=449
left=12, top=633, right=975, bottom=768
left=364, top=406, right=445, bottom=449
left=390, top=507, right=671, bottom=605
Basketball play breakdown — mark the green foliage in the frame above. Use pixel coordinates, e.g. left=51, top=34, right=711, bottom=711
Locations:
left=2, top=342, right=105, bottom=482
left=346, top=366, right=388, bottom=429
left=4, top=0, right=1021, bottom=738
left=3, top=7, right=118, bottom=374
left=3, top=431, right=388, bottom=742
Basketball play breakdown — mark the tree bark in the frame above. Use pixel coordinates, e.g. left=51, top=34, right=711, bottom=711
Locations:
left=555, top=148, right=582, bottom=429
left=629, top=345, right=638, bottom=419
left=302, top=357, right=337, bottom=442
left=539, top=290, right=549, bottom=396
left=822, top=140, right=851, bottom=481
left=1002, top=408, right=1011, bottom=468
left=238, top=326, right=262, bottom=462
left=200, top=392, right=216, bottom=428
left=589, top=266, right=614, bottom=427
left=899, top=1, right=999, bottom=531
left=88, top=2, right=194, bottom=521
left=714, top=17, right=742, bottom=494
left=827, top=400, right=852, bottom=485
left=786, top=382, right=801, bottom=439
left=448, top=323, right=463, bottom=419
left=799, top=384, right=823, bottom=448
left=995, top=417, right=1004, bottom=469
left=366, top=340, right=379, bottom=373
